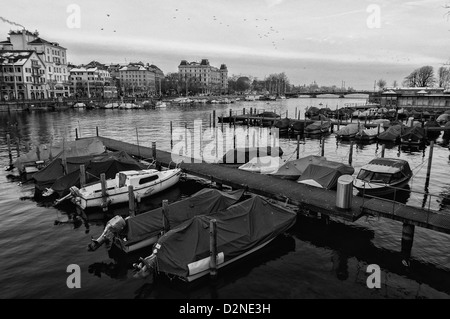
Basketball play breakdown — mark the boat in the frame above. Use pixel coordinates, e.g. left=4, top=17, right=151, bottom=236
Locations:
left=69, top=168, right=182, bottom=210
left=423, top=119, right=441, bottom=140
left=12, top=137, right=106, bottom=175
left=102, top=102, right=120, bottom=109
left=154, top=101, right=167, bottom=108
left=354, top=126, right=382, bottom=142
left=353, top=158, right=412, bottom=195
left=400, top=126, right=426, bottom=150
left=238, top=156, right=286, bottom=174
left=335, top=123, right=360, bottom=140
left=297, top=160, right=355, bottom=190
left=132, top=195, right=297, bottom=283
left=273, top=118, right=291, bottom=134
left=71, top=102, right=86, bottom=108
left=270, top=155, right=327, bottom=180
left=290, top=120, right=314, bottom=135
left=87, top=188, right=245, bottom=253
left=34, top=151, right=145, bottom=199
left=377, top=123, right=404, bottom=143
left=304, top=120, right=331, bottom=135
left=118, top=103, right=141, bottom=109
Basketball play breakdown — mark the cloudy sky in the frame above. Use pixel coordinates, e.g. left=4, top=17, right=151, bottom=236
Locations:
left=1, top=0, right=450, bottom=89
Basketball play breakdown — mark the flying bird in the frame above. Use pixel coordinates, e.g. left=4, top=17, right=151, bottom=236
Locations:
left=107, top=14, right=110, bottom=17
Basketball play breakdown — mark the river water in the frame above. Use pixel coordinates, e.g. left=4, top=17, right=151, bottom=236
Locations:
left=1, top=97, right=450, bottom=299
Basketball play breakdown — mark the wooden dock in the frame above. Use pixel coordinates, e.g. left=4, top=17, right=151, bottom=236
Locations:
left=90, top=136, right=450, bottom=236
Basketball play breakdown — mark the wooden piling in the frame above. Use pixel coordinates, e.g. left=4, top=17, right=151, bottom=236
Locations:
left=185, top=123, right=188, bottom=156
left=162, top=199, right=170, bottom=233
left=321, top=136, right=325, bottom=157
left=229, top=109, right=232, bottom=127
left=36, top=145, right=41, bottom=161
left=170, top=121, right=173, bottom=147
left=426, top=141, right=434, bottom=180
left=100, top=173, right=108, bottom=213
left=75, top=128, right=78, bottom=140
left=295, top=107, right=298, bottom=119
left=221, top=115, right=224, bottom=131
left=209, top=219, right=218, bottom=278
left=349, top=142, right=354, bottom=166
left=96, top=126, right=99, bottom=137
left=80, top=164, right=86, bottom=187
left=128, top=185, right=136, bottom=217
left=6, top=133, right=12, bottom=166
left=381, top=144, right=386, bottom=158
left=297, top=135, right=300, bottom=159
left=151, top=141, right=157, bottom=160
left=213, top=110, right=216, bottom=128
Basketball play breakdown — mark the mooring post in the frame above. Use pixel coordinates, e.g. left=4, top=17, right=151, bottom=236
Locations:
left=243, top=107, right=246, bottom=115
left=221, top=115, right=224, bottom=131
left=162, top=199, right=170, bottom=233
left=128, top=185, right=136, bottom=217
left=377, top=124, right=381, bottom=136
left=295, top=107, right=298, bottom=120
left=213, top=110, right=216, bottom=128
left=184, top=122, right=188, bottom=156
left=426, top=140, right=434, bottom=180
left=152, top=142, right=157, bottom=160
left=170, top=121, right=173, bottom=147
left=321, top=136, right=325, bottom=156
left=401, top=223, right=415, bottom=262
left=6, top=133, right=12, bottom=166
left=136, top=127, right=141, bottom=158
left=80, top=164, right=86, bottom=188
left=75, top=128, right=78, bottom=140
left=209, top=219, right=218, bottom=278
left=349, top=142, right=354, bottom=166
left=296, top=135, right=300, bottom=159
left=381, top=144, right=386, bottom=158
left=209, top=113, right=212, bottom=128
left=100, top=173, right=108, bottom=213
left=36, top=145, right=41, bottom=161
left=229, top=109, right=232, bottom=127
left=96, top=126, right=99, bottom=136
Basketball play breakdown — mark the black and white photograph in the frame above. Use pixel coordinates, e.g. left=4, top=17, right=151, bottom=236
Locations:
left=1, top=0, right=450, bottom=305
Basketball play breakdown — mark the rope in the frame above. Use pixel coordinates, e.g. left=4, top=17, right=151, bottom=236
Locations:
left=86, top=171, right=100, bottom=180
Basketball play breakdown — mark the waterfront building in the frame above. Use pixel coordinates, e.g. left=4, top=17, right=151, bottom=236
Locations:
left=118, top=62, right=157, bottom=97
left=0, top=50, right=47, bottom=100
left=178, top=59, right=228, bottom=95
left=372, top=87, right=450, bottom=109
left=0, top=30, right=70, bottom=98
left=69, top=65, right=116, bottom=98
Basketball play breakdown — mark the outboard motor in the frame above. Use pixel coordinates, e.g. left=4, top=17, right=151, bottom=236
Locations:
left=88, top=215, right=126, bottom=251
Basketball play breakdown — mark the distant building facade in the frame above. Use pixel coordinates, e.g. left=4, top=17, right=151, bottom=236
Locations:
left=0, top=29, right=70, bottom=98
left=118, top=62, right=157, bottom=97
left=373, top=87, right=450, bottom=109
left=69, top=64, right=116, bottom=98
left=0, top=51, right=47, bottom=100
left=178, top=59, right=228, bottom=94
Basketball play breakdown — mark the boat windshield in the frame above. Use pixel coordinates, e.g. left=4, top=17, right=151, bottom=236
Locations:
left=357, top=169, right=392, bottom=184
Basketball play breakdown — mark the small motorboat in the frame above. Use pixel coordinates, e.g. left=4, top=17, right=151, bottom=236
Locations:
left=69, top=168, right=182, bottom=210
left=377, top=124, right=404, bottom=143
left=154, top=101, right=167, bottom=108
left=353, top=158, right=412, bottom=195
left=238, top=156, right=286, bottom=174
left=270, top=155, right=327, bottom=180
left=87, top=188, right=244, bottom=253
left=400, top=126, right=426, bottom=150
left=132, top=195, right=297, bottom=283
left=354, top=127, right=382, bottom=142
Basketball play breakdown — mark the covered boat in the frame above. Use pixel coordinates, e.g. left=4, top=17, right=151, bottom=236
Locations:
left=354, top=127, right=382, bottom=142
left=270, top=155, right=327, bottom=180
left=335, top=123, right=360, bottom=140
left=273, top=118, right=291, bottom=134
left=87, top=188, right=245, bottom=253
left=290, top=120, right=314, bottom=134
left=34, top=151, right=145, bottom=198
left=304, top=120, right=331, bottom=135
left=69, top=168, right=182, bottom=210
left=132, top=196, right=297, bottom=282
left=297, top=160, right=355, bottom=190
left=353, top=158, right=412, bottom=195
left=400, top=126, right=426, bottom=150
left=377, top=124, right=404, bottom=142
left=437, top=113, right=450, bottom=124
left=424, top=119, right=441, bottom=140
left=13, top=137, right=106, bottom=174
left=238, top=156, right=286, bottom=174
left=219, top=146, right=284, bottom=164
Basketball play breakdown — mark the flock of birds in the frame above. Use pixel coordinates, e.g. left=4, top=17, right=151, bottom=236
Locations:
left=97, top=8, right=286, bottom=51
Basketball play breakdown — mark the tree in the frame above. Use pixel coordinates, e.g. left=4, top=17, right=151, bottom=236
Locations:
left=438, top=66, right=450, bottom=88
left=377, top=79, right=387, bottom=90
left=404, top=66, right=435, bottom=87
left=392, top=80, right=398, bottom=88
left=236, top=77, right=251, bottom=92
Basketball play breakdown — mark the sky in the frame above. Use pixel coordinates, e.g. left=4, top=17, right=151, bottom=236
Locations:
left=1, top=0, right=450, bottom=90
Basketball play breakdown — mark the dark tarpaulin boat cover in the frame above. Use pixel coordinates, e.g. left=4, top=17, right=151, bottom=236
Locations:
left=124, top=188, right=245, bottom=246
left=377, top=124, right=403, bottom=141
left=219, top=146, right=284, bottom=164
left=13, top=137, right=106, bottom=172
left=34, top=151, right=144, bottom=195
left=274, top=118, right=291, bottom=130
left=291, top=120, right=314, bottom=131
left=153, top=196, right=297, bottom=279
left=270, top=155, right=327, bottom=180
left=305, top=121, right=331, bottom=133
left=401, top=126, right=425, bottom=142
left=424, top=120, right=441, bottom=139
left=297, top=160, right=355, bottom=189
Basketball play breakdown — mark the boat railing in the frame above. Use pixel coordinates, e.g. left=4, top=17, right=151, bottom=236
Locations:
left=360, top=181, right=450, bottom=227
